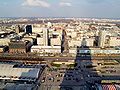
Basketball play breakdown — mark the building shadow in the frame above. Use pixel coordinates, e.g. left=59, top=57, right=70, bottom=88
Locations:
left=60, top=38, right=101, bottom=90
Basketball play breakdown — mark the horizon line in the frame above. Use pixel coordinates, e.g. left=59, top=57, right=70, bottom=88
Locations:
left=0, top=16, right=120, bottom=20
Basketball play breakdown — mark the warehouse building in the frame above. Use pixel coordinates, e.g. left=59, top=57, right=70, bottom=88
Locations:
left=0, top=63, right=41, bottom=82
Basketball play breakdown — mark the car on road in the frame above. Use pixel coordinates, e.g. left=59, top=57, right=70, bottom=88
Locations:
left=41, top=77, right=45, bottom=83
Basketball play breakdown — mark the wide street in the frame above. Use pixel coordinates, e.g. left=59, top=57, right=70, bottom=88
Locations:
left=38, top=60, right=97, bottom=90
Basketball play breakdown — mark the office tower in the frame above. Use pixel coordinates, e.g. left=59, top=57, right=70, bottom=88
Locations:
left=99, top=30, right=107, bottom=48
left=15, top=25, right=21, bottom=34
left=47, top=22, right=52, bottom=27
left=25, top=25, right=32, bottom=34
left=43, top=28, right=48, bottom=46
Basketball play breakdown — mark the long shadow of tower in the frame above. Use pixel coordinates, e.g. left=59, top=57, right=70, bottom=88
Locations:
left=60, top=38, right=100, bottom=90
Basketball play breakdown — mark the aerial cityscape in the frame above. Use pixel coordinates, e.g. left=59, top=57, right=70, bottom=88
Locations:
left=0, top=17, right=120, bottom=90
left=0, top=0, right=120, bottom=90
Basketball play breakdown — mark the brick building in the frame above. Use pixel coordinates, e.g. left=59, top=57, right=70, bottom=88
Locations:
left=9, top=40, right=31, bottom=53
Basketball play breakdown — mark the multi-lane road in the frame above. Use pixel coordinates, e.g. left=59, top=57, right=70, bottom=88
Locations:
left=0, top=53, right=120, bottom=62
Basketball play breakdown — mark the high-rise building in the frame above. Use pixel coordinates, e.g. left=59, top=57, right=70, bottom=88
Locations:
left=15, top=25, right=20, bottom=34
left=47, top=22, right=52, bottom=27
left=43, top=28, right=48, bottom=46
left=25, top=25, right=32, bottom=34
left=99, top=30, right=107, bottom=48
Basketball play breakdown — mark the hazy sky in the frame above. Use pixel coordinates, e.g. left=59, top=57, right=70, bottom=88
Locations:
left=0, top=0, right=120, bottom=18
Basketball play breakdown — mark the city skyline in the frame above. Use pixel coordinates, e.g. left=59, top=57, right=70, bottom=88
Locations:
left=0, top=0, right=120, bottom=18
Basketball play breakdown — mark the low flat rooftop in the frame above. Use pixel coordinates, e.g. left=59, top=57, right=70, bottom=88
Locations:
left=0, top=63, right=40, bottom=81
left=0, top=83, right=34, bottom=90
